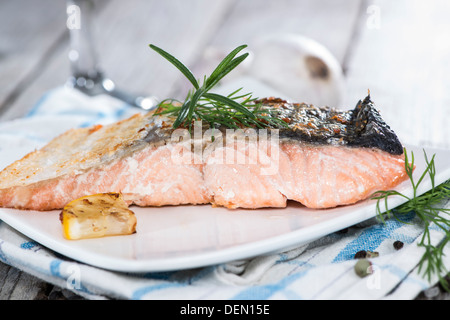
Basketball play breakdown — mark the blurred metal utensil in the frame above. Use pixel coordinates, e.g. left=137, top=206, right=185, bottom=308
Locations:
left=65, top=0, right=158, bottom=110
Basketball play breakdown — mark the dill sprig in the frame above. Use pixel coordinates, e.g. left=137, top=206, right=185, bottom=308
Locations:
left=149, top=44, right=288, bottom=130
left=372, top=148, right=450, bottom=289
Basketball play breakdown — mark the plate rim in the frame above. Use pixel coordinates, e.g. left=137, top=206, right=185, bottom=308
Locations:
left=0, top=144, right=449, bottom=273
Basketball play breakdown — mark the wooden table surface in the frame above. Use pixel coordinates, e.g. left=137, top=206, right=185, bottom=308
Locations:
left=0, top=0, right=448, bottom=300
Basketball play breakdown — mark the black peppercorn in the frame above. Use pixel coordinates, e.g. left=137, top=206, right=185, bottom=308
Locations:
left=354, top=250, right=367, bottom=259
left=393, top=240, right=404, bottom=250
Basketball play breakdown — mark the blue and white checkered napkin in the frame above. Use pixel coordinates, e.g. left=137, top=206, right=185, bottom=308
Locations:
left=0, top=86, right=449, bottom=300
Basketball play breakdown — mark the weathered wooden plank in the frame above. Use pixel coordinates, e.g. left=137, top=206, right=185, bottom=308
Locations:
left=186, top=0, right=363, bottom=107
left=0, top=263, right=19, bottom=299
left=199, top=0, right=362, bottom=64
left=8, top=271, right=50, bottom=300
left=0, top=0, right=363, bottom=120
left=0, top=260, right=85, bottom=300
left=0, top=0, right=237, bottom=121
left=0, top=262, right=50, bottom=300
left=344, top=0, right=450, bottom=149
left=95, top=0, right=237, bottom=100
left=0, top=0, right=67, bottom=112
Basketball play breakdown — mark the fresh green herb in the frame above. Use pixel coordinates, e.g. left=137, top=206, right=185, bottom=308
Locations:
left=149, top=44, right=288, bottom=130
left=371, top=148, right=450, bottom=290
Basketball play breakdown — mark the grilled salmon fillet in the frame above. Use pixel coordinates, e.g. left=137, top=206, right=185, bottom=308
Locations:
left=0, top=94, right=409, bottom=211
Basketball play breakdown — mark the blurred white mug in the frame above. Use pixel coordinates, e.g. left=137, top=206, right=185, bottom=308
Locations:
left=247, top=33, right=346, bottom=108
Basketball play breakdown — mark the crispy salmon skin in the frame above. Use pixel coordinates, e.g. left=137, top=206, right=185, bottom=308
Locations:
left=0, top=94, right=409, bottom=211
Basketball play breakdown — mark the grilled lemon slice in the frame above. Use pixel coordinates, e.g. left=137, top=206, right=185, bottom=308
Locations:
left=60, top=193, right=137, bottom=240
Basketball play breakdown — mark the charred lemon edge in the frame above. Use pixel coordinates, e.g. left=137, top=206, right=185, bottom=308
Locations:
left=60, top=193, right=136, bottom=240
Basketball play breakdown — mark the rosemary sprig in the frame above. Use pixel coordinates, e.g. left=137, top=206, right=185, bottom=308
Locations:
left=372, top=148, right=450, bottom=289
left=149, top=44, right=288, bottom=130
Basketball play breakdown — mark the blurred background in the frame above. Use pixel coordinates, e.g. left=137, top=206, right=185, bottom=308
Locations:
left=0, top=0, right=449, bottom=149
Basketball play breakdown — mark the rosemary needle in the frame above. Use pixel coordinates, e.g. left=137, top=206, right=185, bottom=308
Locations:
left=372, top=148, right=450, bottom=290
left=149, top=44, right=289, bottom=130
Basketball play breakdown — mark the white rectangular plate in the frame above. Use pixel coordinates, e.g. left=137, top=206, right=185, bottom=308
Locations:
left=0, top=144, right=449, bottom=273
